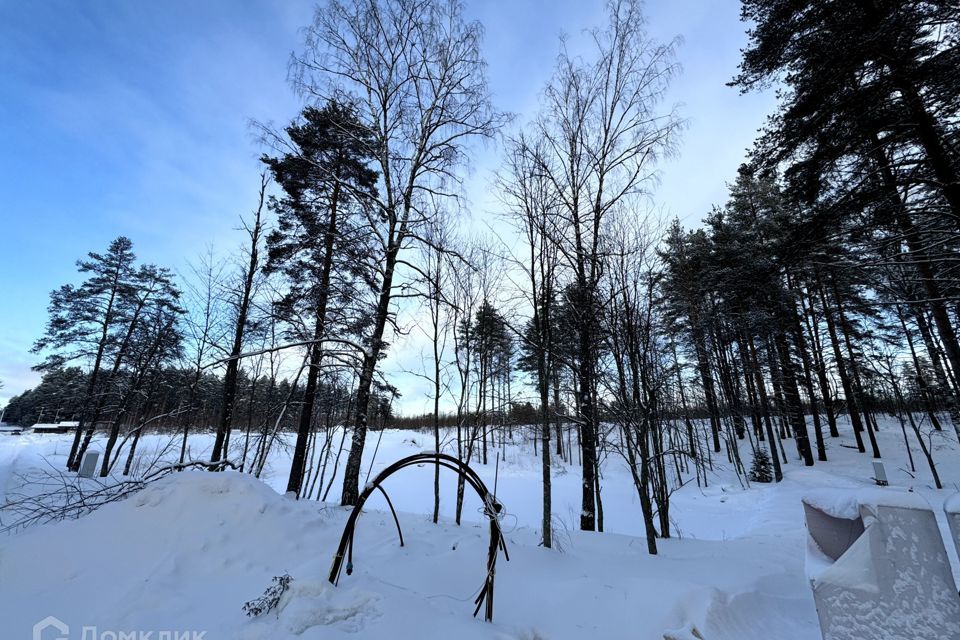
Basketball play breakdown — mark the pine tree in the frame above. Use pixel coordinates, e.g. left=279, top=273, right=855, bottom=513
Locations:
left=749, top=448, right=774, bottom=484
left=97, top=264, right=183, bottom=475
left=263, top=100, right=378, bottom=497
left=735, top=1, right=960, bottom=224
left=735, top=0, right=960, bottom=417
left=33, top=237, right=139, bottom=470
left=660, top=221, right=723, bottom=454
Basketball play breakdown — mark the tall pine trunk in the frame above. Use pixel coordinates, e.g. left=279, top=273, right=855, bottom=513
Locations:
left=287, top=182, right=340, bottom=496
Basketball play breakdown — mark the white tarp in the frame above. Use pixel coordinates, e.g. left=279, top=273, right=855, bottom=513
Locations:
left=803, top=490, right=960, bottom=640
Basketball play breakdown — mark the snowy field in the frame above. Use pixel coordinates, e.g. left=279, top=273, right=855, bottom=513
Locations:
left=2, top=417, right=959, bottom=640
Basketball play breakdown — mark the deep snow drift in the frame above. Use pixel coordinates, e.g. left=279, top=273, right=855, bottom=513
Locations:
left=1, top=417, right=958, bottom=639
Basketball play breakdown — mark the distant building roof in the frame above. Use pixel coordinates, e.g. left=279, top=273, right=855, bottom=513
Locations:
left=33, top=423, right=73, bottom=433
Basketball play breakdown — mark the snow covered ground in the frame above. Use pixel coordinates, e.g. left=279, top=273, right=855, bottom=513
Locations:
left=1, top=417, right=958, bottom=639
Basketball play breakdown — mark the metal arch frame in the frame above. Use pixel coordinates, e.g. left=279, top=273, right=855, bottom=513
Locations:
left=327, top=453, right=509, bottom=622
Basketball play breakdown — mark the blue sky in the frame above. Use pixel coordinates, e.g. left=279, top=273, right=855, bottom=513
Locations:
left=0, top=1, right=775, bottom=412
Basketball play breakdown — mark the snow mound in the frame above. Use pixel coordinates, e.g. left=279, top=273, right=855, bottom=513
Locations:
left=0, top=463, right=821, bottom=639
left=0, top=471, right=339, bottom=639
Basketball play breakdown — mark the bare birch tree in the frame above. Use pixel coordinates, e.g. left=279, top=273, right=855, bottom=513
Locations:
left=212, top=173, right=269, bottom=463
left=290, top=0, right=506, bottom=505
left=530, top=0, right=680, bottom=530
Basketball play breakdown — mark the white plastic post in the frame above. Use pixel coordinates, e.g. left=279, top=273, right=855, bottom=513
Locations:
left=872, top=461, right=888, bottom=486
left=78, top=450, right=100, bottom=478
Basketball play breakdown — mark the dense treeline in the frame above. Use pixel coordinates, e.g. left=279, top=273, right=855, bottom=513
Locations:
left=6, top=0, right=960, bottom=553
